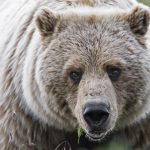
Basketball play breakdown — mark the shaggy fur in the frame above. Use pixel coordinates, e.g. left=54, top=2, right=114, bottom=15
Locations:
left=0, top=0, right=150, bottom=149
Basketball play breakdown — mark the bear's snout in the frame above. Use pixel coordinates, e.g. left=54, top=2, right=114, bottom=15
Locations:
left=83, top=102, right=110, bottom=132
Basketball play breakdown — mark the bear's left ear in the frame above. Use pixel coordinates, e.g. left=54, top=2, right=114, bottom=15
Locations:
left=35, top=8, right=60, bottom=37
left=126, top=6, right=150, bottom=36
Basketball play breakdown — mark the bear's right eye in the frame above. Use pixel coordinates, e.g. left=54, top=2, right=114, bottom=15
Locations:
left=70, top=70, right=82, bottom=84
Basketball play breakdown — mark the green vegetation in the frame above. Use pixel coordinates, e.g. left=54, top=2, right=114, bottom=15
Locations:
left=138, top=0, right=150, bottom=5
left=77, top=135, right=132, bottom=150
left=92, top=139, right=131, bottom=150
left=77, top=128, right=84, bottom=144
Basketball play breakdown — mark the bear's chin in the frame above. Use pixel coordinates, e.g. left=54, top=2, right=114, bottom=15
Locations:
left=85, top=132, right=107, bottom=142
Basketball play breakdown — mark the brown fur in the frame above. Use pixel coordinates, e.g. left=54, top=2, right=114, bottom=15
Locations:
left=0, top=0, right=150, bottom=149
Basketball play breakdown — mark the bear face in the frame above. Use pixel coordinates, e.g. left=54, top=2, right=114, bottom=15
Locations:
left=33, top=6, right=150, bottom=141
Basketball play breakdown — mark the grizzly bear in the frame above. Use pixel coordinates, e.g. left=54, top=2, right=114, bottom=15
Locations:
left=0, top=0, right=150, bottom=149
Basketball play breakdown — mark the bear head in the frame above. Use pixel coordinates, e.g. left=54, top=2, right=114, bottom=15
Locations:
left=33, top=6, right=150, bottom=141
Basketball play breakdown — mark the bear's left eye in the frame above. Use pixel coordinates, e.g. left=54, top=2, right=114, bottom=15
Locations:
left=70, top=70, right=82, bottom=84
left=106, top=66, right=121, bottom=81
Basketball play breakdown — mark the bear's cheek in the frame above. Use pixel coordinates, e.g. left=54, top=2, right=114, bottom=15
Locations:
left=114, top=70, right=149, bottom=127
left=66, top=90, right=78, bottom=110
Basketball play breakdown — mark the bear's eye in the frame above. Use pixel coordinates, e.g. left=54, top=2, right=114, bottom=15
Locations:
left=106, top=66, right=121, bottom=81
left=70, top=70, right=82, bottom=83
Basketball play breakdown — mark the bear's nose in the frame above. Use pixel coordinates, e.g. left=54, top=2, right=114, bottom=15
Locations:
left=83, top=103, right=110, bottom=131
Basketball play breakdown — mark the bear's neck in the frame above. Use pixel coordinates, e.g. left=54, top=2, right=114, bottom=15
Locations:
left=0, top=96, right=66, bottom=149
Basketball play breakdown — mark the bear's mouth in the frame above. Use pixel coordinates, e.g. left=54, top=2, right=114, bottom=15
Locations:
left=85, top=132, right=106, bottom=142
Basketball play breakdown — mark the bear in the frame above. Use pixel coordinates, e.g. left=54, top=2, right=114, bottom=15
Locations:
left=0, top=0, right=150, bottom=149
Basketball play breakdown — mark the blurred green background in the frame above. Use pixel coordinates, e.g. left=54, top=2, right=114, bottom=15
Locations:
left=139, top=0, right=150, bottom=5
left=77, top=1, right=150, bottom=150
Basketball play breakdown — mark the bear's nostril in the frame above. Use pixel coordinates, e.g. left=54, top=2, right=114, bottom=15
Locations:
left=86, top=110, right=109, bottom=124
left=83, top=103, right=110, bottom=131
left=87, top=111, right=100, bottom=122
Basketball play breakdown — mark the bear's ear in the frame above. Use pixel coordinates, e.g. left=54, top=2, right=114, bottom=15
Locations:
left=126, top=6, right=150, bottom=36
left=35, top=8, right=60, bottom=37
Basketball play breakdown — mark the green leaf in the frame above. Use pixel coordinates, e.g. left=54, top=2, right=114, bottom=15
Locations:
left=77, top=128, right=84, bottom=144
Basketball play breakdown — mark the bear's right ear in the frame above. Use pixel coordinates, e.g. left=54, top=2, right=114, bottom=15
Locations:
left=35, top=8, right=60, bottom=37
